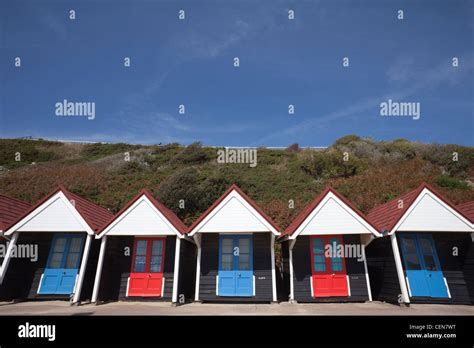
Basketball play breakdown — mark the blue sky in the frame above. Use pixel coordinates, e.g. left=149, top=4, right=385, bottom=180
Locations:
left=0, top=0, right=473, bottom=147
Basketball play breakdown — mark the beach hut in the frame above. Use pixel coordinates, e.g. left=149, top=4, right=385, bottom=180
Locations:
left=366, top=183, right=474, bottom=305
left=279, top=187, right=381, bottom=302
left=188, top=184, right=280, bottom=302
left=92, top=189, right=194, bottom=304
left=0, top=186, right=112, bottom=304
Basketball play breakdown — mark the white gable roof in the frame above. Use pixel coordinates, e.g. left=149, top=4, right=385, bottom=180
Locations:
left=292, top=191, right=379, bottom=239
left=395, top=188, right=473, bottom=233
left=98, top=195, right=182, bottom=238
left=189, top=189, right=279, bottom=236
left=5, top=191, right=93, bottom=235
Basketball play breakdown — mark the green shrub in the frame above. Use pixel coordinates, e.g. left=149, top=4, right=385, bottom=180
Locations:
left=172, top=142, right=211, bottom=164
left=334, top=135, right=361, bottom=146
left=300, top=150, right=367, bottom=179
left=435, top=175, right=469, bottom=189
left=382, top=139, right=417, bottom=159
left=0, top=139, right=59, bottom=168
left=81, top=143, right=136, bottom=160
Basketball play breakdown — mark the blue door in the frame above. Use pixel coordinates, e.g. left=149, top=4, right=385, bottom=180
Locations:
left=399, top=233, right=448, bottom=298
left=218, top=235, right=253, bottom=297
left=39, top=234, right=85, bottom=295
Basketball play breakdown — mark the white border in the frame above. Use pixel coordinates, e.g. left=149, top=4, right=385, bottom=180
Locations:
left=289, top=191, right=380, bottom=239
left=188, top=190, right=279, bottom=236
left=4, top=192, right=94, bottom=236
left=98, top=195, right=183, bottom=238
left=390, top=188, right=473, bottom=235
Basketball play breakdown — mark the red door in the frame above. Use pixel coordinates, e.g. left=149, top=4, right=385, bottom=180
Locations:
left=310, top=235, right=348, bottom=297
left=128, top=237, right=166, bottom=297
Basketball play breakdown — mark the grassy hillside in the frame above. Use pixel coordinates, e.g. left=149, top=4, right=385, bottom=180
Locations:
left=1, top=135, right=473, bottom=229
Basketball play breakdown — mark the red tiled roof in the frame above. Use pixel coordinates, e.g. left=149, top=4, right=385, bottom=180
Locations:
left=367, top=182, right=471, bottom=232
left=457, top=201, right=474, bottom=223
left=188, top=184, right=281, bottom=234
left=0, top=195, right=31, bottom=232
left=280, top=187, right=379, bottom=239
left=4, top=185, right=113, bottom=234
left=98, top=189, right=187, bottom=234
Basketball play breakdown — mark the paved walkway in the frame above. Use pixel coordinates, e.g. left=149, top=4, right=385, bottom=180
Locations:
left=0, top=300, right=473, bottom=315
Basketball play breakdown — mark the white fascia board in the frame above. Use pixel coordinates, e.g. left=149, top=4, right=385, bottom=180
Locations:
left=4, top=191, right=93, bottom=235
left=98, top=195, right=183, bottom=239
left=290, top=192, right=380, bottom=239
left=188, top=190, right=279, bottom=237
left=390, top=188, right=474, bottom=235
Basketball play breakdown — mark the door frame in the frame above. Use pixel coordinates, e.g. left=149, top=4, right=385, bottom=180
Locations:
left=309, top=235, right=348, bottom=297
left=130, top=237, right=167, bottom=274
left=38, top=233, right=85, bottom=295
left=399, top=232, right=448, bottom=298
left=128, top=236, right=167, bottom=297
left=217, top=234, right=254, bottom=297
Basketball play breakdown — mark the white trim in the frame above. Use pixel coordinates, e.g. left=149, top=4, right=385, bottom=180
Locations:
left=126, top=277, right=130, bottom=297
left=289, top=239, right=296, bottom=301
left=216, top=275, right=219, bottom=296
left=391, top=234, right=410, bottom=304
left=37, top=274, right=44, bottom=294
left=0, top=232, right=19, bottom=285
left=194, top=234, right=202, bottom=301
left=405, top=277, right=412, bottom=297
left=443, top=277, right=451, bottom=299
left=161, top=277, right=165, bottom=297
left=72, top=274, right=79, bottom=295
left=72, top=234, right=93, bottom=304
left=346, top=275, right=351, bottom=297
left=172, top=236, right=181, bottom=303
left=92, top=236, right=107, bottom=303
left=98, top=195, right=183, bottom=238
left=188, top=189, right=280, bottom=236
left=361, top=244, right=373, bottom=301
left=4, top=192, right=94, bottom=236
left=270, top=234, right=277, bottom=302
left=289, top=191, right=380, bottom=239
left=253, top=275, right=255, bottom=296
left=310, top=276, right=314, bottom=297
left=390, top=188, right=473, bottom=235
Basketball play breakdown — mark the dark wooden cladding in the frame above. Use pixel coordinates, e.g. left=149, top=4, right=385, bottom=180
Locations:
left=177, top=238, right=197, bottom=303
left=365, top=236, right=401, bottom=304
left=464, top=241, right=474, bottom=304
left=97, top=235, right=133, bottom=302
left=0, top=232, right=98, bottom=301
left=278, top=241, right=290, bottom=301
left=198, top=233, right=274, bottom=302
left=290, top=235, right=369, bottom=303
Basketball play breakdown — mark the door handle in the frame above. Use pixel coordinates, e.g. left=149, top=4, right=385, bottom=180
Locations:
left=428, top=274, right=432, bottom=277
left=332, top=273, right=335, bottom=276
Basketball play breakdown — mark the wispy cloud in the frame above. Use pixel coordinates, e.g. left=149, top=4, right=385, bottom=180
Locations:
left=179, top=19, right=253, bottom=59
left=254, top=54, right=474, bottom=145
